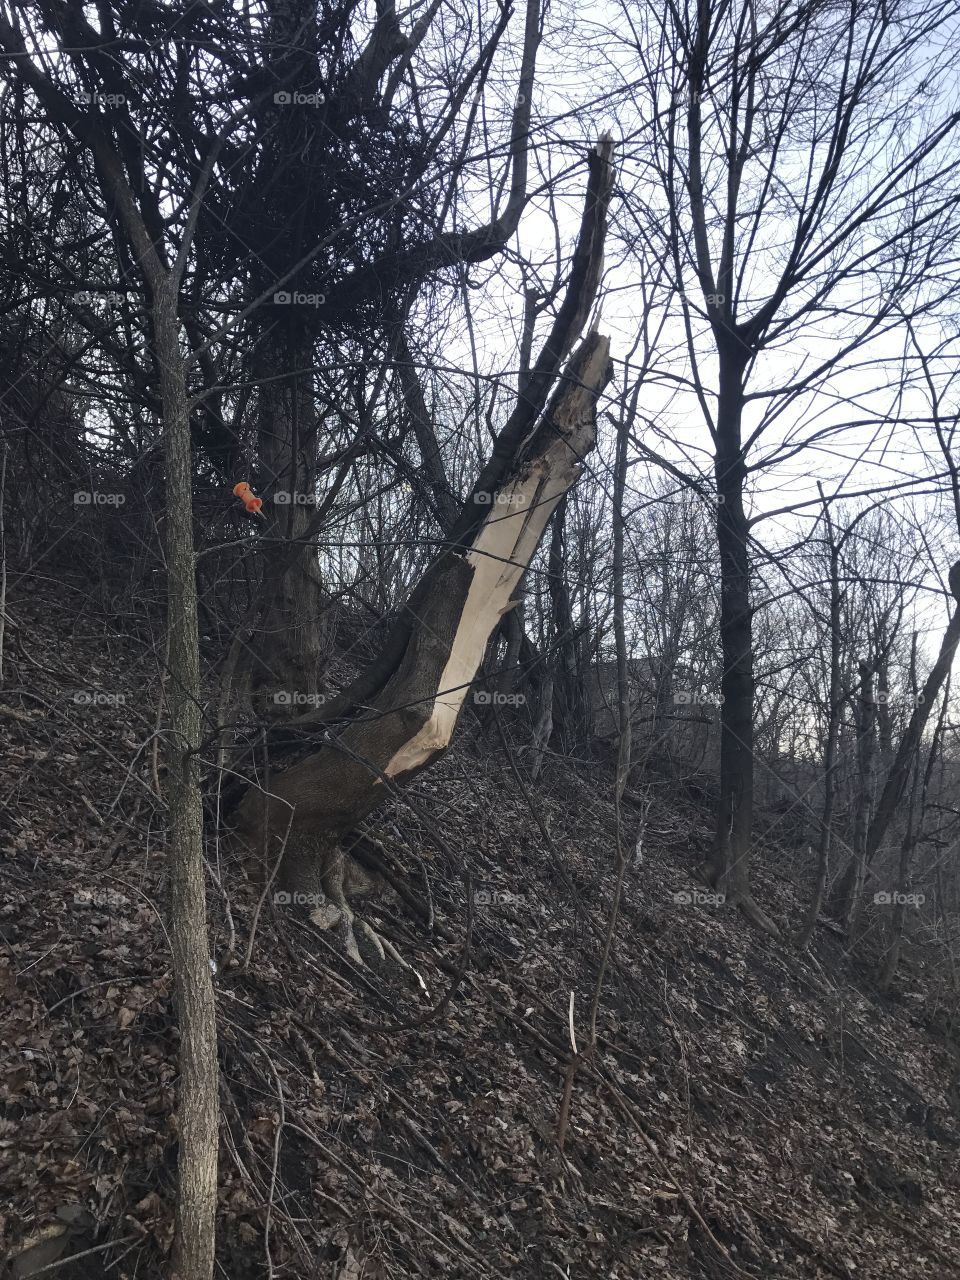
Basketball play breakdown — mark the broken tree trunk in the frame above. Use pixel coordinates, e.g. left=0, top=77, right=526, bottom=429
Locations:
left=231, top=332, right=612, bottom=915
left=228, top=136, right=614, bottom=957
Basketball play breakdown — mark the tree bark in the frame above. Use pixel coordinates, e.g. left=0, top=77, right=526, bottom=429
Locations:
left=154, top=290, right=219, bottom=1280
left=238, top=326, right=325, bottom=715
left=704, top=341, right=780, bottom=938
left=546, top=496, right=586, bottom=752
left=529, top=672, right=554, bottom=781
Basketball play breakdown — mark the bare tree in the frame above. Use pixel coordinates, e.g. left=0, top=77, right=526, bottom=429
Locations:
left=0, top=18, right=225, bottom=1276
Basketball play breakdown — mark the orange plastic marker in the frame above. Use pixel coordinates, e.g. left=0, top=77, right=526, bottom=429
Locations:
left=233, top=480, right=265, bottom=518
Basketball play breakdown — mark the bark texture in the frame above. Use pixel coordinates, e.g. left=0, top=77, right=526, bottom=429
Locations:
left=155, top=293, right=219, bottom=1280
left=239, top=327, right=325, bottom=715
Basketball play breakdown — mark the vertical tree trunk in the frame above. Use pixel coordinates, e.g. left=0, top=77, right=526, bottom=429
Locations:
left=879, top=653, right=949, bottom=990
left=796, top=491, right=842, bottom=949
left=154, top=290, right=219, bottom=1280
left=529, top=672, right=554, bottom=781
left=612, top=396, right=631, bottom=802
left=496, top=285, right=541, bottom=702
left=240, top=328, right=324, bottom=714
left=706, top=344, right=779, bottom=937
left=547, top=497, right=578, bottom=749
left=876, top=650, right=894, bottom=771
left=496, top=606, right=524, bottom=696
left=879, top=771, right=920, bottom=989
left=845, top=659, right=877, bottom=939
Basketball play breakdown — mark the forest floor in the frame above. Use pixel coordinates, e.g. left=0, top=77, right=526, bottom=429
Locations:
left=2, top=573, right=960, bottom=1279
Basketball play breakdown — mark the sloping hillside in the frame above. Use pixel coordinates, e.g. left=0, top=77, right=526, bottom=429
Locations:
left=3, top=576, right=960, bottom=1280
